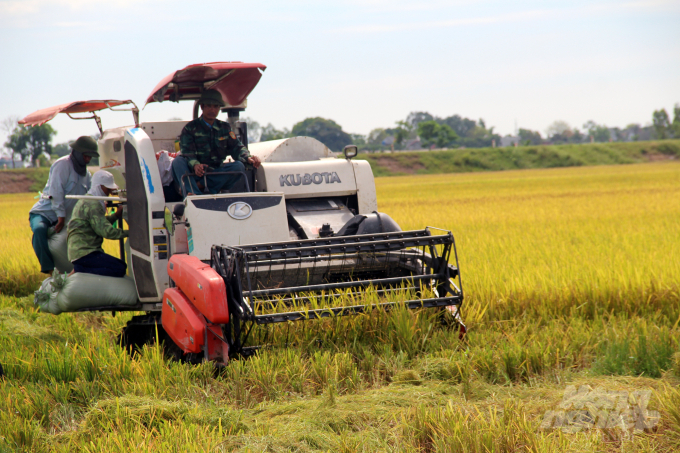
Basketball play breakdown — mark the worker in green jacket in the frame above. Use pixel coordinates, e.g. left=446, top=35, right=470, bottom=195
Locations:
left=67, top=170, right=128, bottom=277
left=171, top=89, right=261, bottom=197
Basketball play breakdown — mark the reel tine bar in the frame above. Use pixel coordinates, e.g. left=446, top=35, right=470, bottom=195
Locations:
left=211, top=229, right=463, bottom=326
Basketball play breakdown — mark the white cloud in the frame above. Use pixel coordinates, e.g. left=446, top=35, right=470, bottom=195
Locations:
left=327, top=73, right=421, bottom=93
left=54, top=22, right=92, bottom=28
left=0, top=1, right=40, bottom=15
left=0, top=0, right=156, bottom=16
left=332, top=1, right=680, bottom=34
left=333, top=9, right=550, bottom=33
left=622, top=0, right=680, bottom=11
left=339, top=0, right=480, bottom=13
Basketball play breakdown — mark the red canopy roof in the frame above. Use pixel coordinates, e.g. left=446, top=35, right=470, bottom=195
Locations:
left=145, top=62, right=266, bottom=107
left=19, top=100, right=134, bottom=127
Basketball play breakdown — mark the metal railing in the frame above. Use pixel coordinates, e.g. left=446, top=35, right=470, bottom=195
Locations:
left=180, top=170, right=250, bottom=196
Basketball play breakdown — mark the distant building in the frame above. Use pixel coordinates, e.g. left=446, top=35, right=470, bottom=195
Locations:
left=381, top=136, right=395, bottom=146
left=404, top=137, right=421, bottom=150
left=612, top=125, right=654, bottom=142
left=0, top=157, right=26, bottom=168
left=500, top=135, right=520, bottom=147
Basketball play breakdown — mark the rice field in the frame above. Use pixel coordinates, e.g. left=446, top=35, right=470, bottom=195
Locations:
left=0, top=194, right=120, bottom=297
left=1, top=162, right=679, bottom=452
left=376, top=161, right=680, bottom=321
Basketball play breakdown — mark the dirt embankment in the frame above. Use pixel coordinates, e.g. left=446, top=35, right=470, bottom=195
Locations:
left=0, top=167, right=98, bottom=194
left=374, top=156, right=425, bottom=174
left=0, top=171, right=35, bottom=193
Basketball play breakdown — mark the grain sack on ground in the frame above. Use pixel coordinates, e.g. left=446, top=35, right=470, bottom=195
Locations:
left=34, top=271, right=138, bottom=314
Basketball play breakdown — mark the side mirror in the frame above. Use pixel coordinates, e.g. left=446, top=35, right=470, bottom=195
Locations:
left=343, top=145, right=358, bottom=160
left=164, top=206, right=174, bottom=234
left=173, top=203, right=185, bottom=219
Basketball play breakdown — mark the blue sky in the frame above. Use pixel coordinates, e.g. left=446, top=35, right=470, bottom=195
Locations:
left=1, top=0, right=679, bottom=146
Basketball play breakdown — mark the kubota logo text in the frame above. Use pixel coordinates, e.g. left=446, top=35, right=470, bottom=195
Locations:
left=279, top=172, right=342, bottom=187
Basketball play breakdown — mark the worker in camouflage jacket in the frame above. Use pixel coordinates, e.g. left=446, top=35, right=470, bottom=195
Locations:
left=171, top=89, right=261, bottom=198
left=67, top=170, right=128, bottom=277
left=29, top=136, right=97, bottom=274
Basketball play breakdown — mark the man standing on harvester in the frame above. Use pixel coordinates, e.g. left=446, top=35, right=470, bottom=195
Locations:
left=28, top=136, right=97, bottom=274
left=67, top=170, right=128, bottom=277
left=171, top=89, right=261, bottom=197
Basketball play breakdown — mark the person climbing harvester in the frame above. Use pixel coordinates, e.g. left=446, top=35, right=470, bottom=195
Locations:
left=67, top=170, right=128, bottom=277
left=28, top=136, right=97, bottom=274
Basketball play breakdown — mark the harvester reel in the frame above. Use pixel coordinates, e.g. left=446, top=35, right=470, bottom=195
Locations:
left=211, top=228, right=464, bottom=337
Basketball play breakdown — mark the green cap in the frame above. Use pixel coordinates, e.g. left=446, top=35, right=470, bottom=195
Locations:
left=199, top=89, right=225, bottom=107
left=70, top=136, right=99, bottom=157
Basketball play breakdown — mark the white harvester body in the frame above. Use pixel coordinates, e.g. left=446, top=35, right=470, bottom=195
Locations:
left=96, top=124, right=380, bottom=304
left=19, top=62, right=464, bottom=361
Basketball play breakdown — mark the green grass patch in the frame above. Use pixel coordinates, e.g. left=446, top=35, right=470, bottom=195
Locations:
left=359, top=140, right=680, bottom=176
left=1, top=290, right=679, bottom=451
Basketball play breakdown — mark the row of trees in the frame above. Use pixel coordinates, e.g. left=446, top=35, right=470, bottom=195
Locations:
left=358, top=112, right=500, bottom=151
left=3, top=104, right=680, bottom=165
left=1, top=116, right=87, bottom=168
left=517, top=105, right=680, bottom=146
left=245, top=117, right=353, bottom=152
left=651, top=106, right=680, bottom=140
left=249, top=104, right=680, bottom=152
left=246, top=111, right=500, bottom=152
left=1, top=117, right=57, bottom=167
left=247, top=104, right=680, bottom=153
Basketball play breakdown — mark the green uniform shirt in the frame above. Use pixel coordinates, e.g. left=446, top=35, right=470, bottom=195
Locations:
left=179, top=116, right=250, bottom=169
left=67, top=199, right=128, bottom=262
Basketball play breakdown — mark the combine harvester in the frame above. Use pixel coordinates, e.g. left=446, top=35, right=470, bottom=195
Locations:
left=21, top=62, right=465, bottom=364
